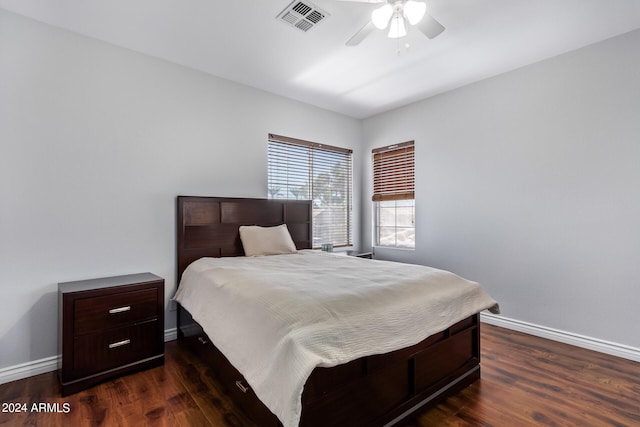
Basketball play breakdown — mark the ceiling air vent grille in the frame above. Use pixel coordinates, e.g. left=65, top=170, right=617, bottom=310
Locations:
left=295, top=20, right=314, bottom=32
left=277, top=0, right=329, bottom=33
left=306, top=10, right=324, bottom=24
left=292, top=2, right=312, bottom=16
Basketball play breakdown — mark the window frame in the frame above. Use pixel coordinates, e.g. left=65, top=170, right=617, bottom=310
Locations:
left=372, top=141, right=415, bottom=249
left=268, top=133, right=353, bottom=249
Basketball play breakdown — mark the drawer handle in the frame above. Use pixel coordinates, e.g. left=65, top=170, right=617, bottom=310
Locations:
left=235, top=380, right=251, bottom=393
left=198, top=336, right=208, bottom=345
left=108, top=339, right=131, bottom=349
left=109, top=306, right=131, bottom=314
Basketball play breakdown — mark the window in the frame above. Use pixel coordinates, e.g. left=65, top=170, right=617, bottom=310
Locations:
left=268, top=134, right=353, bottom=248
left=372, top=141, right=415, bottom=249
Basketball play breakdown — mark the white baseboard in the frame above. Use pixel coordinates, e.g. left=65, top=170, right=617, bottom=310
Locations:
left=0, top=355, right=61, bottom=386
left=164, top=327, right=177, bottom=342
left=481, top=313, right=640, bottom=362
left=0, top=328, right=179, bottom=386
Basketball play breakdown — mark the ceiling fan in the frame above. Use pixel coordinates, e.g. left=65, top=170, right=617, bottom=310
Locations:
left=338, top=0, right=445, bottom=46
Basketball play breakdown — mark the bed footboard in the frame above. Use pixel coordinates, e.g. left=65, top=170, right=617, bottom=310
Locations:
left=178, top=306, right=481, bottom=427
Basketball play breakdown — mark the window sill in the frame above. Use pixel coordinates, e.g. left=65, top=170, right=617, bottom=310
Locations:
left=373, top=245, right=415, bottom=252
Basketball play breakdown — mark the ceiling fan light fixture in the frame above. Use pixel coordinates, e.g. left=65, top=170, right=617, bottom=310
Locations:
left=404, top=0, right=426, bottom=25
left=371, top=3, right=393, bottom=29
left=343, top=0, right=444, bottom=47
left=388, top=14, right=407, bottom=39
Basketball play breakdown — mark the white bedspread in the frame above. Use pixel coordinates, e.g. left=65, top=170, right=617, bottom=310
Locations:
left=173, top=251, right=499, bottom=427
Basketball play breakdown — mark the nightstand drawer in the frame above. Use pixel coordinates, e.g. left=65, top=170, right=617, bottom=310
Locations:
left=74, top=288, right=158, bottom=334
left=72, top=319, right=161, bottom=377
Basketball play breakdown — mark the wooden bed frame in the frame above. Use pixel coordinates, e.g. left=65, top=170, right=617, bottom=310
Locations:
left=176, top=196, right=481, bottom=427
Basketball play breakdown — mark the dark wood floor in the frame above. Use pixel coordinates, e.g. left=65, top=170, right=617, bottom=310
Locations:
left=1, top=324, right=639, bottom=426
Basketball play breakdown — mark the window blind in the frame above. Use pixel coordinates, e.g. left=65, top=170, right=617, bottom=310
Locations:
left=268, top=134, right=353, bottom=248
left=372, top=141, right=415, bottom=202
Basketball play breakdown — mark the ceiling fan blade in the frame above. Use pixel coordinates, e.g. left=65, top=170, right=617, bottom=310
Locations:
left=346, top=21, right=376, bottom=46
left=416, top=13, right=445, bottom=39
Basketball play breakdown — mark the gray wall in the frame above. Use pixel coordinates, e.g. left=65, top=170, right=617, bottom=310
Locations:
left=362, top=29, right=640, bottom=349
left=2, top=6, right=639, bottom=373
left=0, top=10, right=362, bottom=369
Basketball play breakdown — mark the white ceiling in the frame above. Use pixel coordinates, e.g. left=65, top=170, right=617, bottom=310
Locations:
left=2, top=0, right=640, bottom=119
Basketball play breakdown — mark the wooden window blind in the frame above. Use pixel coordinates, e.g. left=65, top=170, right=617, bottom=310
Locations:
left=372, top=141, right=415, bottom=202
left=268, top=134, right=353, bottom=248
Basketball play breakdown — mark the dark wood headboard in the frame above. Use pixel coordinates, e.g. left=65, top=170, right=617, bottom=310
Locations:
left=176, top=196, right=312, bottom=282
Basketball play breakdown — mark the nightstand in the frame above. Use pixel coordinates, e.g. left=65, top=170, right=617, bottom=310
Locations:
left=58, top=273, right=164, bottom=396
left=345, top=250, right=373, bottom=259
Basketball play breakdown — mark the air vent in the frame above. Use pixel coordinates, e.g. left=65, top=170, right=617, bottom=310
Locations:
left=306, top=10, right=324, bottom=24
left=295, top=20, right=314, bottom=32
left=292, top=2, right=312, bottom=16
left=277, top=0, right=329, bottom=33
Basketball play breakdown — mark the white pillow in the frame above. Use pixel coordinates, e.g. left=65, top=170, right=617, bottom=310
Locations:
left=239, top=224, right=297, bottom=256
